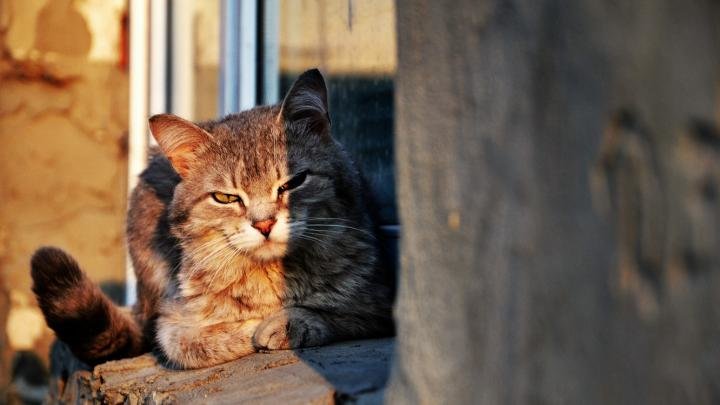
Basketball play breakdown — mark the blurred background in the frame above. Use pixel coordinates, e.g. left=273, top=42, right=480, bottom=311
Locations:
left=0, top=0, right=396, bottom=402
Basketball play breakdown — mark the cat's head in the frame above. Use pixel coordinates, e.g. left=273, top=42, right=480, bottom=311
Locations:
left=148, top=69, right=352, bottom=263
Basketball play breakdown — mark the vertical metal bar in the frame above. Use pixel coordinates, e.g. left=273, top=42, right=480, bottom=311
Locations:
left=220, top=0, right=240, bottom=115
left=262, top=0, right=280, bottom=105
left=171, top=0, right=195, bottom=119
left=219, top=0, right=258, bottom=114
left=239, top=0, right=258, bottom=110
left=150, top=0, right=168, bottom=119
left=127, top=0, right=150, bottom=306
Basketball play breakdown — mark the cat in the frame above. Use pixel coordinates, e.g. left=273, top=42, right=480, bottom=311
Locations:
left=30, top=69, right=394, bottom=369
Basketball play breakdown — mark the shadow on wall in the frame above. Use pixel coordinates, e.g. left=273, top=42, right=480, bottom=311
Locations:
left=34, top=0, right=91, bottom=57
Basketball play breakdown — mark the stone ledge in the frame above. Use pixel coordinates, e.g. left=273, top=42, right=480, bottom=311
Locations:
left=51, top=338, right=394, bottom=404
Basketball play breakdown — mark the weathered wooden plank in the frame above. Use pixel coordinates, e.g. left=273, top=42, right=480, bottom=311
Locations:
left=51, top=339, right=393, bottom=404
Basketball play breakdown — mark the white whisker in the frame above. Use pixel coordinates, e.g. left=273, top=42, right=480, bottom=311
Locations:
left=303, top=224, right=376, bottom=239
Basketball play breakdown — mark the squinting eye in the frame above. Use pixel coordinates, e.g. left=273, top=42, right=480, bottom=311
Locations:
left=278, top=171, right=308, bottom=196
left=211, top=192, right=240, bottom=204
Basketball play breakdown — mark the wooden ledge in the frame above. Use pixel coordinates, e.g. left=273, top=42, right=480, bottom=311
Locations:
left=52, top=339, right=394, bottom=404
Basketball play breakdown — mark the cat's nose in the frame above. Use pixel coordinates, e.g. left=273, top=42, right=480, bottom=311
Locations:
left=252, top=218, right=276, bottom=238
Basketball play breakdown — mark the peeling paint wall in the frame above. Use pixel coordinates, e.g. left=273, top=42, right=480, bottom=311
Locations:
left=0, top=0, right=128, bottom=400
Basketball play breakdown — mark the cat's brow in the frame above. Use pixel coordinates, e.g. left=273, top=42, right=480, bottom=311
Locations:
left=256, top=200, right=277, bottom=206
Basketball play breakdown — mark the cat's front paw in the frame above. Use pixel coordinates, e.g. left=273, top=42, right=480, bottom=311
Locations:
left=253, top=314, right=291, bottom=350
left=252, top=307, right=331, bottom=350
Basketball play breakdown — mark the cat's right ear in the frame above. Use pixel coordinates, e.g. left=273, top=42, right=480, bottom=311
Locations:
left=278, top=68, right=331, bottom=137
left=148, top=114, right=211, bottom=178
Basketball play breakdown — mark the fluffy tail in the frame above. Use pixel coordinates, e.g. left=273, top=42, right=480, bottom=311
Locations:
left=31, top=247, right=144, bottom=365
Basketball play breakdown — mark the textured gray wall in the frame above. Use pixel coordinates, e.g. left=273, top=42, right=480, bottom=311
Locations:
left=387, top=1, right=720, bottom=404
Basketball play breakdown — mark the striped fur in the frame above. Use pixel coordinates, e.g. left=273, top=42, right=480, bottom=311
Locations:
left=31, top=247, right=144, bottom=364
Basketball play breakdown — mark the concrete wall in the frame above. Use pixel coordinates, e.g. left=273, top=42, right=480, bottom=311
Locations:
left=387, top=1, right=720, bottom=404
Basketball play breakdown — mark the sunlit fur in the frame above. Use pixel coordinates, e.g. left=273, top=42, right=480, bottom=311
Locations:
left=30, top=70, right=394, bottom=369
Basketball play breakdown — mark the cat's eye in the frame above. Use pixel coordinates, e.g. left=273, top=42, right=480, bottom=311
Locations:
left=278, top=171, right=309, bottom=196
left=211, top=192, right=240, bottom=204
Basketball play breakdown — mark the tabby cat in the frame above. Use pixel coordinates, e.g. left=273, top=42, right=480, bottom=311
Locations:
left=30, top=69, right=394, bottom=369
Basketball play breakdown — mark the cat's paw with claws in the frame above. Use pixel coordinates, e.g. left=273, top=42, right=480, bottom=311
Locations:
left=253, top=307, right=331, bottom=350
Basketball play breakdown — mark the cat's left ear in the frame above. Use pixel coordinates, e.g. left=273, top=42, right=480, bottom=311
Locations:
left=279, top=68, right=331, bottom=137
left=148, top=114, right=212, bottom=178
